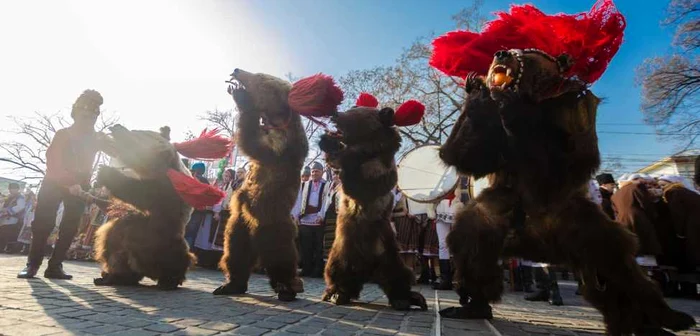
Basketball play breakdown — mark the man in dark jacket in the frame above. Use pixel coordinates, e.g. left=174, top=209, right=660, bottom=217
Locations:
left=596, top=173, right=616, bottom=220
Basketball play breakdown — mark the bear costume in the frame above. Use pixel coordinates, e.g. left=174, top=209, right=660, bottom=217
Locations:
left=214, top=69, right=343, bottom=301
left=317, top=93, right=428, bottom=311
left=93, top=125, right=230, bottom=290
left=429, top=0, right=695, bottom=334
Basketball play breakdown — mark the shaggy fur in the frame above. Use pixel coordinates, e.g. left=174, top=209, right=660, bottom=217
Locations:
left=213, top=69, right=308, bottom=301
left=318, top=107, right=427, bottom=311
left=93, top=125, right=196, bottom=290
left=438, top=51, right=695, bottom=335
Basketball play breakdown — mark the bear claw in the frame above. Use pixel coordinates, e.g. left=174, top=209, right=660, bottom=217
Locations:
left=439, top=304, right=493, bottom=320
left=329, top=293, right=351, bottom=305
left=213, top=282, right=247, bottom=296
left=390, top=291, right=428, bottom=311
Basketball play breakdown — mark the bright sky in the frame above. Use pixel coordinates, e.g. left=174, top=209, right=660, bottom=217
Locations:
left=0, top=0, right=686, bottom=180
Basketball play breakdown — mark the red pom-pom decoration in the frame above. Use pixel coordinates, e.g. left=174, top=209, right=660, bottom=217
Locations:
left=355, top=92, right=379, bottom=108
left=288, top=74, right=344, bottom=119
left=394, top=100, right=425, bottom=127
left=173, top=128, right=234, bottom=160
left=166, top=169, right=226, bottom=209
left=429, top=0, right=626, bottom=84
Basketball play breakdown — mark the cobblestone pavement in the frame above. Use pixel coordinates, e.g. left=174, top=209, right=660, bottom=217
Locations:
left=0, top=254, right=698, bottom=336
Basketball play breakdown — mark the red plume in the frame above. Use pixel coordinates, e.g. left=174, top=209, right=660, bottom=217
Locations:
left=355, top=93, right=379, bottom=108
left=174, top=128, right=234, bottom=160
left=166, top=169, right=225, bottom=209
left=394, top=100, right=425, bottom=127
left=288, top=74, right=344, bottom=121
left=429, top=0, right=626, bottom=84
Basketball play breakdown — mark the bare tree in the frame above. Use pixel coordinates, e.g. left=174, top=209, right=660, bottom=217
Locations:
left=0, top=111, right=118, bottom=182
left=598, top=157, right=625, bottom=175
left=198, top=108, right=235, bottom=138
left=637, top=0, right=700, bottom=147
left=338, top=2, right=485, bottom=154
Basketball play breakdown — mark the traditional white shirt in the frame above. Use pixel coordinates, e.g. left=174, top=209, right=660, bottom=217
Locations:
left=291, top=179, right=327, bottom=226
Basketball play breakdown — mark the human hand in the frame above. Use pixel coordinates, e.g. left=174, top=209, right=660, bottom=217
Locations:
left=214, top=212, right=220, bottom=221
left=68, top=184, right=83, bottom=196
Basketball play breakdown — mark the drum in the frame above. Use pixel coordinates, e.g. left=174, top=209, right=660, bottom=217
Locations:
left=397, top=145, right=459, bottom=203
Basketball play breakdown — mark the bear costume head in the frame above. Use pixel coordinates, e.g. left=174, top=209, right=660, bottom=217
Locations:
left=228, top=69, right=295, bottom=130
left=100, top=124, right=231, bottom=210
left=433, top=0, right=625, bottom=181
left=318, top=93, right=424, bottom=201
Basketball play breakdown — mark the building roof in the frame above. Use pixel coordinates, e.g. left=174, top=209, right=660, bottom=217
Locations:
left=636, top=149, right=700, bottom=174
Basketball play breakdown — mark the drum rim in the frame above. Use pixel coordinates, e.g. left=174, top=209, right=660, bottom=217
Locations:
left=396, top=144, right=458, bottom=203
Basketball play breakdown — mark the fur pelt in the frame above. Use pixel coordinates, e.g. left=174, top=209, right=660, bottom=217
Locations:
left=93, top=125, right=196, bottom=290
left=318, top=106, right=427, bottom=311
left=213, top=69, right=308, bottom=301
left=438, top=60, right=695, bottom=334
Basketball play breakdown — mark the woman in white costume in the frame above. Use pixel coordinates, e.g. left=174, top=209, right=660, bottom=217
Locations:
left=427, top=181, right=465, bottom=290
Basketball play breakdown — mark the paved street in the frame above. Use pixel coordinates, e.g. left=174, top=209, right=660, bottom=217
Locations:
left=0, top=254, right=698, bottom=336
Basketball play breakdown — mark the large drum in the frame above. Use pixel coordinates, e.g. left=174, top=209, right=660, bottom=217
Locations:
left=397, top=145, right=459, bottom=203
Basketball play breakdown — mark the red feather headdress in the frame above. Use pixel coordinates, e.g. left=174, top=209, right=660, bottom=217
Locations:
left=166, top=128, right=232, bottom=209
left=354, top=92, right=425, bottom=127
left=288, top=74, right=344, bottom=127
left=429, top=0, right=626, bottom=84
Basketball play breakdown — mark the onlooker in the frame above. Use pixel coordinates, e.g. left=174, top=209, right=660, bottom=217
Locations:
left=596, top=173, right=616, bottom=219
left=391, top=187, right=419, bottom=273
left=292, top=161, right=327, bottom=278
left=185, top=162, right=211, bottom=249
left=0, top=183, right=27, bottom=253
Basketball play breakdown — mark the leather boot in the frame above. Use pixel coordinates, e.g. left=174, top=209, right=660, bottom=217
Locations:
left=416, top=256, right=430, bottom=285
left=519, top=265, right=534, bottom=293
left=525, top=267, right=550, bottom=302
left=548, top=270, right=563, bottom=306
left=44, top=263, right=73, bottom=280
left=432, top=259, right=453, bottom=290
left=17, top=263, right=40, bottom=279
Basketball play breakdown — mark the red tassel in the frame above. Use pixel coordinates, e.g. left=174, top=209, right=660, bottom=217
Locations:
left=288, top=74, right=344, bottom=119
left=173, top=128, right=234, bottom=160
left=429, top=0, right=626, bottom=84
left=166, top=169, right=225, bottom=209
left=394, top=100, right=425, bottom=127
left=355, top=93, right=379, bottom=108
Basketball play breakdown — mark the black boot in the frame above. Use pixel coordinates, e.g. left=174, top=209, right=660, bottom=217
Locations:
left=548, top=271, right=563, bottom=306
left=416, top=256, right=430, bottom=285
left=520, top=265, right=534, bottom=293
left=44, top=263, right=72, bottom=280
left=432, top=259, right=453, bottom=290
left=525, top=267, right=550, bottom=302
left=17, top=263, right=40, bottom=279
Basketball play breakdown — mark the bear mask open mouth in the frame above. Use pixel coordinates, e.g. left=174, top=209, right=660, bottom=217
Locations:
left=226, top=71, right=247, bottom=96
left=488, top=65, right=516, bottom=90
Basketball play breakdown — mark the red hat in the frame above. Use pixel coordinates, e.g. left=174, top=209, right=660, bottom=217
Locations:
left=429, top=0, right=626, bottom=85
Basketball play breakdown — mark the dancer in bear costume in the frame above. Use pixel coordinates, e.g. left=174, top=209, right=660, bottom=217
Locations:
left=214, top=69, right=343, bottom=301
left=317, top=93, right=428, bottom=311
left=93, top=125, right=230, bottom=290
left=429, top=1, right=695, bottom=334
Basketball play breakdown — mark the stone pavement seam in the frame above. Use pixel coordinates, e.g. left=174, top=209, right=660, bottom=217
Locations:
left=434, top=289, right=441, bottom=336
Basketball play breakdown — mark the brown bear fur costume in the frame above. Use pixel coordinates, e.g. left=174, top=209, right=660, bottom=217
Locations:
left=429, top=2, right=696, bottom=333
left=318, top=94, right=428, bottom=311
left=93, top=125, right=227, bottom=290
left=214, top=69, right=314, bottom=301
